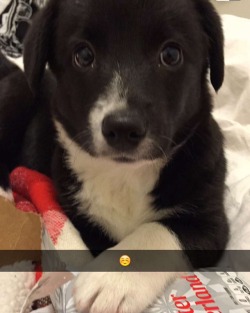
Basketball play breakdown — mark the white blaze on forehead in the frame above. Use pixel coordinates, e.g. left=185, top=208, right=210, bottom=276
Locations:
left=89, top=72, right=127, bottom=153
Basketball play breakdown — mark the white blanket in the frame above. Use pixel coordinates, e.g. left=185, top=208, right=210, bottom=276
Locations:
left=213, top=15, right=250, bottom=284
left=213, top=15, right=250, bottom=254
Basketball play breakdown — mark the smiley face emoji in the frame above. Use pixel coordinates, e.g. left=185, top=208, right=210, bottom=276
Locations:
left=120, top=255, right=131, bottom=267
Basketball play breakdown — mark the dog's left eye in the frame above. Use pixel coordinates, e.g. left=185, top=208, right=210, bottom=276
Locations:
left=160, top=44, right=182, bottom=67
left=73, top=45, right=95, bottom=68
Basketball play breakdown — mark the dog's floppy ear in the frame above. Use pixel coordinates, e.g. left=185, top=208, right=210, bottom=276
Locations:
left=193, top=0, right=224, bottom=91
left=24, top=0, right=57, bottom=93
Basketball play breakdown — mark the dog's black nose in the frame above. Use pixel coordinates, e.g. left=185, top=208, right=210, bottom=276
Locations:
left=102, top=112, right=146, bottom=150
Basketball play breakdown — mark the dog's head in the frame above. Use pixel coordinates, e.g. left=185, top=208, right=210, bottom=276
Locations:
left=24, top=0, right=224, bottom=163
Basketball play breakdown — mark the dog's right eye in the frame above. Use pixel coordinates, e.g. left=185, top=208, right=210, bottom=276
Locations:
left=160, top=44, right=182, bottom=67
left=73, top=45, right=95, bottom=68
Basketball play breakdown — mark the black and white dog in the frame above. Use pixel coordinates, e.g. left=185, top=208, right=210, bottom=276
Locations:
left=0, top=0, right=229, bottom=312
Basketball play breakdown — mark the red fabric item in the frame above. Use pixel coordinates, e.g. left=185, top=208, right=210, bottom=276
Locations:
left=10, top=167, right=63, bottom=215
left=10, top=167, right=68, bottom=282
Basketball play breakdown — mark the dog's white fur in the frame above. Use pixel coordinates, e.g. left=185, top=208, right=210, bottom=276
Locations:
left=74, top=223, right=182, bottom=313
left=89, top=72, right=127, bottom=155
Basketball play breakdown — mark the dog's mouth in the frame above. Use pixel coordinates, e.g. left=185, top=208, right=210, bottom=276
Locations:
left=94, top=146, right=154, bottom=163
left=112, top=156, right=136, bottom=163
left=95, top=144, right=166, bottom=164
left=98, top=149, right=141, bottom=163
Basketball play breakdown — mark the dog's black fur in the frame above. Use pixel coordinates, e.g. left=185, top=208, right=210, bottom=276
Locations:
left=0, top=0, right=229, bottom=269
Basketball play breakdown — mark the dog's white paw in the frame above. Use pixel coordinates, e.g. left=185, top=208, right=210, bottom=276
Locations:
left=74, top=271, right=175, bottom=313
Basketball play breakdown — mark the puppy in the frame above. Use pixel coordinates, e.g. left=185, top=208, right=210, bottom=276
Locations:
left=0, top=0, right=229, bottom=312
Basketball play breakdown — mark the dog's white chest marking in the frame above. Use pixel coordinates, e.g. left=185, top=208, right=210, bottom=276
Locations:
left=55, top=122, right=166, bottom=241
left=76, top=158, right=163, bottom=241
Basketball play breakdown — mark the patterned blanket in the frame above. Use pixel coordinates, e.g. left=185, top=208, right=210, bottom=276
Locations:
left=0, top=0, right=46, bottom=57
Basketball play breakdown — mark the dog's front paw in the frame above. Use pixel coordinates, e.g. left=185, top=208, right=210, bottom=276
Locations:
left=74, top=271, right=174, bottom=313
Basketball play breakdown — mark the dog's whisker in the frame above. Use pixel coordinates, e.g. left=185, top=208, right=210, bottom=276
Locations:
left=150, top=141, right=168, bottom=161
left=159, top=135, right=177, bottom=146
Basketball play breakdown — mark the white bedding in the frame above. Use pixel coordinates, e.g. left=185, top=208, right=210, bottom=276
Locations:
left=213, top=15, right=250, bottom=250
left=212, top=15, right=250, bottom=282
